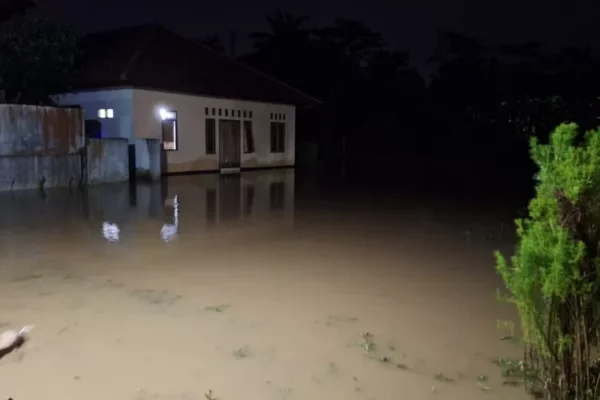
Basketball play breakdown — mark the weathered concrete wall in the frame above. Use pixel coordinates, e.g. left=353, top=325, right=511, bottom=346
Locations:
left=0, top=154, right=81, bottom=191
left=0, top=104, right=85, bottom=191
left=87, top=138, right=129, bottom=184
left=135, top=138, right=161, bottom=181
left=0, top=104, right=84, bottom=156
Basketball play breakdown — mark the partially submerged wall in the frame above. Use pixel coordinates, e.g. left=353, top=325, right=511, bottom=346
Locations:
left=0, top=155, right=81, bottom=191
left=87, top=138, right=129, bottom=184
left=134, top=138, right=161, bottom=181
left=0, top=105, right=135, bottom=191
left=0, top=104, right=84, bottom=191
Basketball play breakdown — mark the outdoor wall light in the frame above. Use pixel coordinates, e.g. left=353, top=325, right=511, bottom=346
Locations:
left=159, top=108, right=176, bottom=121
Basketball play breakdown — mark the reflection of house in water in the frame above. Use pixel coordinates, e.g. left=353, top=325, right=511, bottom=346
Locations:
left=162, top=170, right=295, bottom=229
left=0, top=170, right=294, bottom=244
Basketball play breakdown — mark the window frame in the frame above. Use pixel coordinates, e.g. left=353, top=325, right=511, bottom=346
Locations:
left=205, top=118, right=217, bottom=155
left=243, top=120, right=255, bottom=153
left=97, top=108, right=114, bottom=119
left=161, top=110, right=178, bottom=151
left=270, top=122, right=286, bottom=153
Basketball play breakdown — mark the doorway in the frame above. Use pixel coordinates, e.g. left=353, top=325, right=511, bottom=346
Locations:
left=218, top=119, right=241, bottom=172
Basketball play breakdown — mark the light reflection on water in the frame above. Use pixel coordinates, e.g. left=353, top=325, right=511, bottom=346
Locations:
left=0, top=169, right=296, bottom=248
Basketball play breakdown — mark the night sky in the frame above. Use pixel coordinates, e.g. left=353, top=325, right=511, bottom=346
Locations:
left=23, top=0, right=600, bottom=76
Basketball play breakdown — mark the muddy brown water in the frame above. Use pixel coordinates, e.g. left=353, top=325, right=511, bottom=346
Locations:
left=0, top=170, right=530, bottom=400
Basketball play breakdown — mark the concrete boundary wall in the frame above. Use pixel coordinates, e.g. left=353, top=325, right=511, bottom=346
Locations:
left=0, top=105, right=134, bottom=191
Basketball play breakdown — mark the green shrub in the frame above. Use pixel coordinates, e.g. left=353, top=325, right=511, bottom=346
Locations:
left=496, top=123, right=600, bottom=399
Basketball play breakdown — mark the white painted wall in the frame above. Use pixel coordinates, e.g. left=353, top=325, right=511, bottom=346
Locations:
left=53, top=89, right=134, bottom=141
left=55, top=87, right=297, bottom=174
left=132, top=89, right=296, bottom=173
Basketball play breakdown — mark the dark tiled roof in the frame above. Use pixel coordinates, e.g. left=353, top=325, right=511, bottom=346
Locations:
left=74, top=23, right=320, bottom=107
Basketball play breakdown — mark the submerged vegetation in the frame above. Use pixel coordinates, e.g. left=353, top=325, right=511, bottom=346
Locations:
left=496, top=123, right=600, bottom=399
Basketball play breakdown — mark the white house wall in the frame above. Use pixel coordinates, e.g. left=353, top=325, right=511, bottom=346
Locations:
left=53, top=89, right=134, bottom=141
left=132, top=89, right=296, bottom=173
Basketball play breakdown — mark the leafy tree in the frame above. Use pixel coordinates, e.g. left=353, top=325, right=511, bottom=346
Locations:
left=198, top=33, right=225, bottom=53
left=0, top=0, right=34, bottom=22
left=314, top=19, right=386, bottom=68
left=243, top=11, right=427, bottom=167
left=428, top=30, right=494, bottom=116
left=249, top=10, right=310, bottom=51
left=0, top=10, right=79, bottom=105
left=496, top=123, right=600, bottom=399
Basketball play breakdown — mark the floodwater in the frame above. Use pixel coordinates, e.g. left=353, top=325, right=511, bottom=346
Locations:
left=0, top=169, right=530, bottom=400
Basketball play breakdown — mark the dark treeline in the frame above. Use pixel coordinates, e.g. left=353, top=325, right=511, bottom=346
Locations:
left=208, top=10, right=600, bottom=189
left=2, top=1, right=599, bottom=190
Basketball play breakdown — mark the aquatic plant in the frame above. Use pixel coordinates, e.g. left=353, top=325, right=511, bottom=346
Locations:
left=496, top=123, right=600, bottom=399
left=205, top=390, right=218, bottom=400
left=359, top=332, right=376, bottom=352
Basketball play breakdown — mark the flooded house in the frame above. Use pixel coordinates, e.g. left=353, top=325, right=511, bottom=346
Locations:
left=53, top=23, right=319, bottom=176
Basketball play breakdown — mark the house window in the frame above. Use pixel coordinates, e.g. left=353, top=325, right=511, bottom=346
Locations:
left=98, top=108, right=114, bottom=119
left=205, top=118, right=216, bottom=154
left=237, top=110, right=241, bottom=118
left=243, top=120, right=255, bottom=153
left=249, top=111, right=253, bottom=118
left=212, top=108, right=216, bottom=116
left=205, top=107, right=209, bottom=115
left=243, top=111, right=247, bottom=118
left=270, top=122, right=285, bottom=153
left=161, top=110, right=177, bottom=151
left=218, top=108, right=222, bottom=116
left=224, top=109, right=228, bottom=117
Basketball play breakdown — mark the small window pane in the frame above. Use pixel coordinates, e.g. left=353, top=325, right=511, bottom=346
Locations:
left=270, top=122, right=277, bottom=152
left=205, top=107, right=209, bottom=115
left=205, top=118, right=216, bottom=154
left=162, top=119, right=177, bottom=151
left=270, top=122, right=285, bottom=153
left=249, top=111, right=252, bottom=118
left=98, top=109, right=106, bottom=118
left=212, top=108, right=216, bottom=116
left=278, top=123, right=286, bottom=153
left=106, top=109, right=114, bottom=118
left=243, top=120, right=255, bottom=153
left=225, top=109, right=228, bottom=117
left=218, top=108, right=222, bottom=116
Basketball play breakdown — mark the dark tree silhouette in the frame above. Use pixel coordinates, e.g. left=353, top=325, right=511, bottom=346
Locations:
left=0, top=10, right=79, bottom=104
left=249, top=10, right=310, bottom=51
left=0, top=0, right=34, bottom=22
left=243, top=11, right=426, bottom=171
left=198, top=33, right=225, bottom=53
